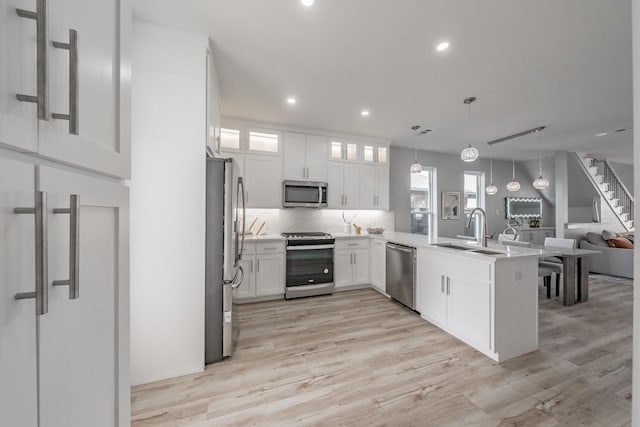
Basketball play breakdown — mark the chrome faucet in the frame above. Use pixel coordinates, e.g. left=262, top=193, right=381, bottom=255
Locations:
left=466, top=207, right=489, bottom=247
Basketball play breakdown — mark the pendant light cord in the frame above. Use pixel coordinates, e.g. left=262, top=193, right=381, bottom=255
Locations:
left=512, top=138, right=516, bottom=179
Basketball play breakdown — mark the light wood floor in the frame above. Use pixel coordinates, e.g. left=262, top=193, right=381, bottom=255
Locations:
left=131, top=275, right=632, bottom=426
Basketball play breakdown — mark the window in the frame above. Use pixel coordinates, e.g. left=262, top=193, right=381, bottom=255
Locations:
left=248, top=130, right=279, bottom=153
left=410, top=167, right=437, bottom=236
left=330, top=141, right=358, bottom=161
left=220, top=128, right=240, bottom=151
left=463, top=171, right=485, bottom=238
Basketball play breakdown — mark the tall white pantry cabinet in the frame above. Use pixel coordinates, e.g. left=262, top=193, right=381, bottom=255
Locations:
left=0, top=0, right=131, bottom=426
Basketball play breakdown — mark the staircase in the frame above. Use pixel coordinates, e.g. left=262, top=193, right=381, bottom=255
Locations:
left=574, top=153, right=634, bottom=231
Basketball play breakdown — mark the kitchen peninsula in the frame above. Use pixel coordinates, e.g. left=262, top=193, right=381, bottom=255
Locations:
left=340, top=232, right=559, bottom=362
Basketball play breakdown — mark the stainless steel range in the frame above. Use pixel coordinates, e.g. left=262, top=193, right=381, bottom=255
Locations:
left=282, top=232, right=335, bottom=299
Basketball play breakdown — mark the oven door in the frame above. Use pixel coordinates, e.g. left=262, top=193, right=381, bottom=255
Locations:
left=286, top=245, right=334, bottom=286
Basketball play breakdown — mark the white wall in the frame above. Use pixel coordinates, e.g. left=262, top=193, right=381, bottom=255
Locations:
left=130, top=22, right=209, bottom=386
left=389, top=147, right=554, bottom=238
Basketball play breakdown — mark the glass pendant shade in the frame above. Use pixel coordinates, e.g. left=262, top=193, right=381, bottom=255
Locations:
left=485, top=184, right=498, bottom=195
left=532, top=152, right=550, bottom=189
left=485, top=159, right=497, bottom=194
left=460, top=144, right=479, bottom=162
left=533, top=175, right=550, bottom=190
left=410, top=148, right=422, bottom=173
left=506, top=180, right=521, bottom=192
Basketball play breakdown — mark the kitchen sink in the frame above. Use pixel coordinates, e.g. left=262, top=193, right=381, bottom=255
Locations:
left=431, top=243, right=477, bottom=251
left=469, top=249, right=503, bottom=255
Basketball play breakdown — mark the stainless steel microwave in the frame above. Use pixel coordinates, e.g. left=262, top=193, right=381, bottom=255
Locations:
left=283, top=180, right=328, bottom=208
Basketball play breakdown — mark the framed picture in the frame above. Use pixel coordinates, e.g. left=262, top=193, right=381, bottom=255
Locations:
left=441, top=191, right=461, bottom=220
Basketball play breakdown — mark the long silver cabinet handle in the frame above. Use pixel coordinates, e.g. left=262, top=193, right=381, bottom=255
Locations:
left=446, top=277, right=451, bottom=295
left=52, top=195, right=80, bottom=299
left=51, top=29, right=79, bottom=135
left=16, top=0, right=49, bottom=119
left=441, top=275, right=445, bottom=293
left=14, top=191, right=48, bottom=315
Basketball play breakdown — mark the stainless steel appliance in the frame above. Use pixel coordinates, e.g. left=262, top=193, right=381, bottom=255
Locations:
left=283, top=180, right=328, bottom=208
left=386, top=242, right=417, bottom=310
left=282, top=232, right=335, bottom=299
left=205, top=157, right=246, bottom=364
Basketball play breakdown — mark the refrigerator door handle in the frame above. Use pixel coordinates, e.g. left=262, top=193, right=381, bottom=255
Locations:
left=237, top=177, right=246, bottom=264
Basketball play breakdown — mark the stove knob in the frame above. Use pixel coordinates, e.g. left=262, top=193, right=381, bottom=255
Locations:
left=324, top=268, right=329, bottom=274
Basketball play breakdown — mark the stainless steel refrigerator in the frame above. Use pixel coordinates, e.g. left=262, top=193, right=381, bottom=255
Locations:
left=205, top=157, right=245, bottom=364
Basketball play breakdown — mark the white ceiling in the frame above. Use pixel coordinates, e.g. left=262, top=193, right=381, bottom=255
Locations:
left=133, top=0, right=633, bottom=162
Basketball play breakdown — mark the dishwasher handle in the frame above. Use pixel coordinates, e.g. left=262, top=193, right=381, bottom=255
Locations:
left=386, top=242, right=416, bottom=254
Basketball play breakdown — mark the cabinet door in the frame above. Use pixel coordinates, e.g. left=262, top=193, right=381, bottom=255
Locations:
left=327, top=162, right=344, bottom=208
left=334, top=249, right=353, bottom=288
left=342, top=163, right=359, bottom=209
left=38, top=0, right=130, bottom=178
left=305, top=135, right=327, bottom=182
left=352, top=248, right=370, bottom=285
left=370, top=240, right=386, bottom=292
left=233, top=257, right=255, bottom=299
left=0, top=0, right=38, bottom=152
left=245, top=155, right=282, bottom=208
left=520, top=230, right=536, bottom=243
left=417, top=266, right=447, bottom=328
left=0, top=157, right=38, bottom=427
left=447, top=272, right=491, bottom=352
left=358, top=165, right=376, bottom=209
left=375, top=166, right=389, bottom=210
left=38, top=166, right=129, bottom=427
left=283, top=132, right=307, bottom=180
left=255, top=253, right=284, bottom=297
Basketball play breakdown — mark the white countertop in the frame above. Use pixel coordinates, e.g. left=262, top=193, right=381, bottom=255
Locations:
left=243, top=234, right=285, bottom=242
left=337, top=231, right=560, bottom=260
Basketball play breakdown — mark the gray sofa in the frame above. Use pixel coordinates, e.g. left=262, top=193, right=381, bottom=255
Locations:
left=579, top=240, right=634, bottom=279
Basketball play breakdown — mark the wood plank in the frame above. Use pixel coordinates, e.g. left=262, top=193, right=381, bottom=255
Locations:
left=132, top=275, right=632, bottom=426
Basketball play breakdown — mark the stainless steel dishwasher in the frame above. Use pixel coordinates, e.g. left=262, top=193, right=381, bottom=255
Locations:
left=385, top=242, right=417, bottom=310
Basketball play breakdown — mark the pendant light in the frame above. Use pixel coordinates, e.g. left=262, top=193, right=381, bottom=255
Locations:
left=533, top=152, right=550, bottom=189
left=410, top=148, right=422, bottom=173
left=485, top=158, right=498, bottom=195
left=506, top=138, right=520, bottom=192
left=460, top=97, right=479, bottom=162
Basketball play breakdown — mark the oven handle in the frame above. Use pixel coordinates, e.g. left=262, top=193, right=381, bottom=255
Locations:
left=286, top=244, right=335, bottom=251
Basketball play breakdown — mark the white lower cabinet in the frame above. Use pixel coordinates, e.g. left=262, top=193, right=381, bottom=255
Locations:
left=369, top=238, right=386, bottom=292
left=335, top=239, right=369, bottom=289
left=417, top=249, right=493, bottom=356
left=519, top=228, right=555, bottom=245
left=0, top=156, right=129, bottom=427
left=233, top=242, right=285, bottom=300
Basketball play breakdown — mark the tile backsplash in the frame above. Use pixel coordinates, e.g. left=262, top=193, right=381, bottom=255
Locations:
left=245, top=209, right=395, bottom=235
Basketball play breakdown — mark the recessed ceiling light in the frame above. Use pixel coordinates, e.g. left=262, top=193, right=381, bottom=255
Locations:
left=300, top=0, right=314, bottom=6
left=595, top=132, right=608, bottom=137
left=286, top=97, right=297, bottom=105
left=436, top=41, right=450, bottom=52
left=361, top=110, right=370, bottom=117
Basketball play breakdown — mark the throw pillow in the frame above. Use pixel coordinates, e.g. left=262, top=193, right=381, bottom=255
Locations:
left=607, top=236, right=634, bottom=249
left=621, top=232, right=634, bottom=243
left=586, top=232, right=609, bottom=247
left=602, top=230, right=619, bottom=240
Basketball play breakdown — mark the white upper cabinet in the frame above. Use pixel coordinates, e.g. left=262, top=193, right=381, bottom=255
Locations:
left=362, top=143, right=388, bottom=164
left=358, top=164, right=389, bottom=210
left=0, top=0, right=39, bottom=153
left=330, top=139, right=358, bottom=162
left=245, top=154, right=282, bottom=208
left=283, top=132, right=327, bottom=181
left=328, top=161, right=359, bottom=209
left=247, top=129, right=281, bottom=155
left=38, top=0, right=131, bottom=179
